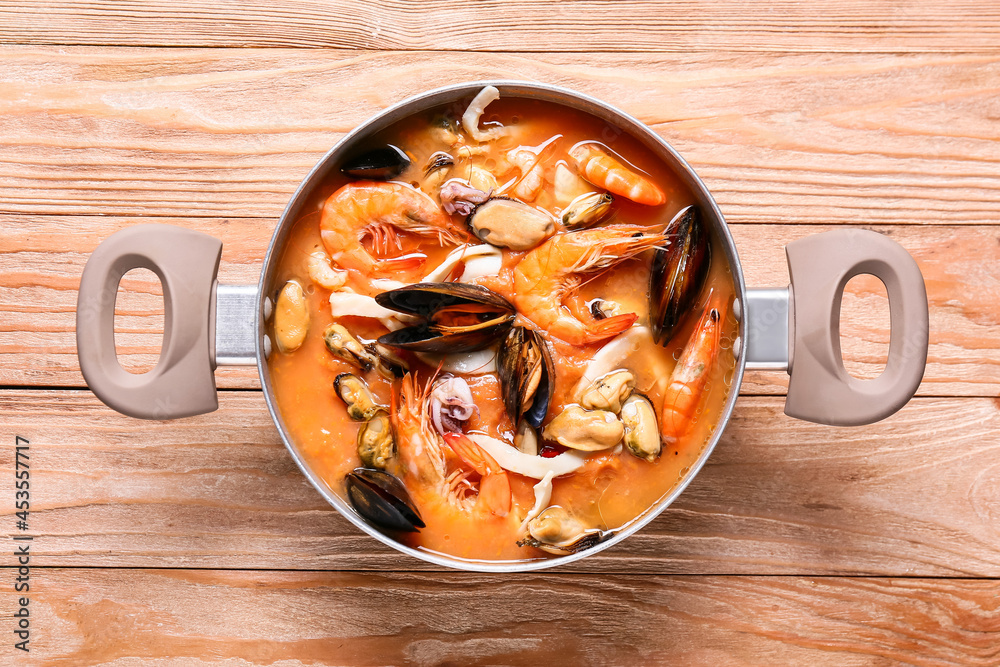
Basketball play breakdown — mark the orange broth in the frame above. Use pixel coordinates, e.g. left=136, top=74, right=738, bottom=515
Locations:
left=268, top=95, right=738, bottom=563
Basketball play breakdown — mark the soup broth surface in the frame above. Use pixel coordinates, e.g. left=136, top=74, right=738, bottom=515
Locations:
left=268, top=90, right=738, bottom=563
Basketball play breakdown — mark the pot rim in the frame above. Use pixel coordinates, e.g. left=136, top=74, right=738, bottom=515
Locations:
left=256, top=80, right=748, bottom=573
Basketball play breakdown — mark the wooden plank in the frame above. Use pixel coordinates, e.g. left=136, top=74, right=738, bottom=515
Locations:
left=3, top=218, right=995, bottom=395
left=4, top=390, right=1000, bottom=576
left=0, top=48, right=997, bottom=222
left=0, top=1, right=997, bottom=53
left=7, top=569, right=1000, bottom=665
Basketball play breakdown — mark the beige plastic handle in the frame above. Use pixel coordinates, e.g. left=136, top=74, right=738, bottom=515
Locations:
left=784, top=229, right=928, bottom=425
left=76, top=224, right=223, bottom=419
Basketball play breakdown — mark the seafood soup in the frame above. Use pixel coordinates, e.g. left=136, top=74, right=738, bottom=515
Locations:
left=268, top=86, right=739, bottom=563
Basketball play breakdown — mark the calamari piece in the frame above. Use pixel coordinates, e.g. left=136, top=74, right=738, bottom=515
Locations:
left=329, top=291, right=413, bottom=331
left=422, top=243, right=503, bottom=283
left=462, top=85, right=505, bottom=143
left=507, top=148, right=546, bottom=201
left=502, top=135, right=560, bottom=202
left=370, top=278, right=408, bottom=292
left=518, top=471, right=555, bottom=534
left=459, top=253, right=503, bottom=282
left=467, top=433, right=587, bottom=479
left=572, top=326, right=650, bottom=395
left=415, top=347, right=497, bottom=375
left=553, top=162, right=591, bottom=207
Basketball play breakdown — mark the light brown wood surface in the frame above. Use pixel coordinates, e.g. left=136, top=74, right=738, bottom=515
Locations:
left=0, top=49, right=996, bottom=224
left=2, top=2, right=999, bottom=664
left=4, top=390, right=1000, bottom=576
left=5, top=569, right=999, bottom=665
left=1, top=1, right=998, bottom=53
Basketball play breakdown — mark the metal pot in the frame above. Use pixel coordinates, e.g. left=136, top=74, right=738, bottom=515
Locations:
left=76, top=81, right=929, bottom=572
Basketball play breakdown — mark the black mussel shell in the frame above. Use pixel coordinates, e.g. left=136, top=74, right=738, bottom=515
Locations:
left=649, top=206, right=711, bottom=345
left=345, top=468, right=424, bottom=533
left=375, top=282, right=514, bottom=317
left=376, top=322, right=512, bottom=353
left=375, top=283, right=515, bottom=353
left=497, top=326, right=555, bottom=429
left=341, top=145, right=411, bottom=180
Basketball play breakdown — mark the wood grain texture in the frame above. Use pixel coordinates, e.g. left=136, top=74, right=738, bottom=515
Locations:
left=5, top=390, right=1000, bottom=576
left=0, top=1, right=998, bottom=53
left=4, top=569, right=999, bottom=665
left=0, top=48, right=997, bottom=223
left=3, top=218, right=996, bottom=395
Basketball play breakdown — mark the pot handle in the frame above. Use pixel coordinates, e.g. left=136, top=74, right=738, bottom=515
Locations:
left=747, top=229, right=928, bottom=426
left=76, top=224, right=223, bottom=419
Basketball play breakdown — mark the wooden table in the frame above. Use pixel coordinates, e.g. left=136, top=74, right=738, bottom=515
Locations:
left=2, top=2, right=999, bottom=663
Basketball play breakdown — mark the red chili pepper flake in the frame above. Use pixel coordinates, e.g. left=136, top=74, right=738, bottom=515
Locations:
left=539, top=444, right=565, bottom=458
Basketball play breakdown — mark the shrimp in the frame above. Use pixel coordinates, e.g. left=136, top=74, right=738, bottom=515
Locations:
left=320, top=181, right=468, bottom=280
left=443, top=432, right=512, bottom=517
left=393, top=373, right=448, bottom=489
left=392, top=373, right=512, bottom=516
left=513, top=225, right=667, bottom=345
left=659, top=292, right=727, bottom=446
left=569, top=143, right=666, bottom=207
left=307, top=250, right=348, bottom=290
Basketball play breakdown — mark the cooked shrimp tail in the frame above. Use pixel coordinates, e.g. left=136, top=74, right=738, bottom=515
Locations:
left=443, top=432, right=512, bottom=516
left=569, top=142, right=666, bottom=206
left=659, top=291, right=727, bottom=446
left=587, top=312, right=639, bottom=340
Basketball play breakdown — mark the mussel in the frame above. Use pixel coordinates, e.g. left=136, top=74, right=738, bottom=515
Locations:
left=340, top=145, right=411, bottom=180
left=542, top=406, right=624, bottom=451
left=562, top=192, right=615, bottom=229
left=620, top=394, right=660, bottom=462
left=590, top=299, right=623, bottom=321
left=334, top=373, right=384, bottom=421
left=357, top=411, right=395, bottom=470
left=497, top=326, right=554, bottom=429
left=375, top=283, right=515, bottom=353
left=274, top=281, right=309, bottom=353
left=424, top=151, right=454, bottom=177
left=467, top=198, right=555, bottom=251
left=517, top=506, right=611, bottom=555
left=578, top=369, right=635, bottom=413
left=324, top=323, right=408, bottom=379
left=345, top=468, right=424, bottom=533
left=649, top=205, right=710, bottom=345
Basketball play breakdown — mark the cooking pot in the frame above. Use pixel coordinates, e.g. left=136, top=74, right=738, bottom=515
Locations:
left=76, top=81, right=929, bottom=572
